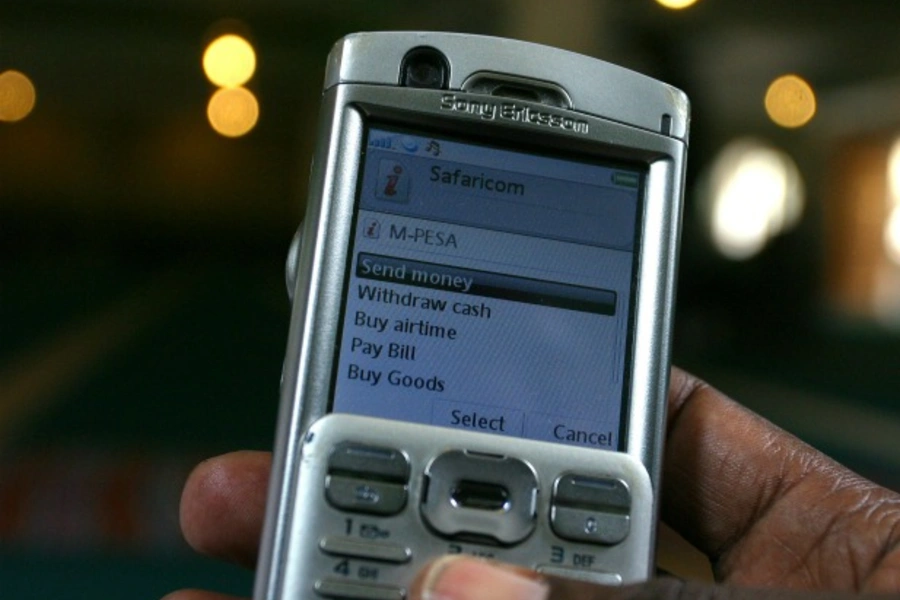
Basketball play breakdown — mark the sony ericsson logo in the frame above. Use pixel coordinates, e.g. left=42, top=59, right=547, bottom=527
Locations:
left=439, top=94, right=589, bottom=134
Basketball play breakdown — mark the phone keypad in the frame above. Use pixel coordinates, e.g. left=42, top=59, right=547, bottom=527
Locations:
left=311, top=433, right=643, bottom=598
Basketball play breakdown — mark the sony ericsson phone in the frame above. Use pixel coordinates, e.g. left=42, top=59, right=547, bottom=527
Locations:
left=255, top=32, right=689, bottom=600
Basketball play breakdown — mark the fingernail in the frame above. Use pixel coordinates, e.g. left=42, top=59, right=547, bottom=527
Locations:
left=417, top=556, right=549, bottom=600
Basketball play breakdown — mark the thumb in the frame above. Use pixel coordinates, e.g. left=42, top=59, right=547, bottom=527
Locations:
left=409, top=556, right=865, bottom=600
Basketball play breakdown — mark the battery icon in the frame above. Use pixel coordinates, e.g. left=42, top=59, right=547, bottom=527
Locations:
left=612, top=172, right=639, bottom=188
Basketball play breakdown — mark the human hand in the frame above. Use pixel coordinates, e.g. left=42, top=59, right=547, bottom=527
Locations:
left=163, top=367, right=900, bottom=600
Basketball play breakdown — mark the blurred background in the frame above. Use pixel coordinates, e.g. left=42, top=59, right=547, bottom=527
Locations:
left=2, top=0, right=899, bottom=597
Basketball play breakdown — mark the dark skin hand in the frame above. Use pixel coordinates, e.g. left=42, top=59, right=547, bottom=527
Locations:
left=163, top=367, right=900, bottom=600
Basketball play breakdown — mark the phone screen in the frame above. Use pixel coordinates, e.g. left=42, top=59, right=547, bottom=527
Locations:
left=330, top=124, right=644, bottom=451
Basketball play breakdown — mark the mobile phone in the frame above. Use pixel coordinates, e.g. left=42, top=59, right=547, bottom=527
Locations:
left=255, top=32, right=688, bottom=600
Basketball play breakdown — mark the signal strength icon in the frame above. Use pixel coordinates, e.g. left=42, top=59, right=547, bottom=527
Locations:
left=369, top=136, right=393, bottom=149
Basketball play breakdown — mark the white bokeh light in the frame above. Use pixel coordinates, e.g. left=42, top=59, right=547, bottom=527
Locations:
left=888, top=137, right=900, bottom=204
left=885, top=206, right=900, bottom=266
left=703, top=139, right=805, bottom=260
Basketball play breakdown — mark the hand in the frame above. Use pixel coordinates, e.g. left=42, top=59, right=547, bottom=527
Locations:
left=163, top=368, right=900, bottom=600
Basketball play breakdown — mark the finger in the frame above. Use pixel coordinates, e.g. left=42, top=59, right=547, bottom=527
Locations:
left=179, top=450, right=271, bottom=569
left=663, top=367, right=825, bottom=572
left=161, top=590, right=246, bottom=600
left=663, top=368, right=900, bottom=587
left=410, top=556, right=548, bottom=600
left=663, top=366, right=778, bottom=556
left=410, top=556, right=866, bottom=600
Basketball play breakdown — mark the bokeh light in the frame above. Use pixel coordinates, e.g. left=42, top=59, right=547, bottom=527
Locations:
left=765, top=74, right=816, bottom=128
left=886, top=207, right=900, bottom=266
left=655, top=0, right=700, bottom=9
left=887, top=138, right=900, bottom=265
left=703, top=139, right=805, bottom=260
left=203, top=34, right=256, bottom=88
left=887, top=137, right=900, bottom=203
left=206, top=86, right=259, bottom=137
left=0, top=69, right=37, bottom=122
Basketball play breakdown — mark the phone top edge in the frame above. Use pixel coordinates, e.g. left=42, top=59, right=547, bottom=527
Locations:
left=324, top=31, right=690, bottom=142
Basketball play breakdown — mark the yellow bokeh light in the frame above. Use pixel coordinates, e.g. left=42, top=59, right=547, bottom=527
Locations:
left=207, top=86, right=259, bottom=137
left=203, top=34, right=256, bottom=88
left=765, top=74, right=817, bottom=128
left=655, top=0, right=700, bottom=9
left=0, top=70, right=37, bottom=122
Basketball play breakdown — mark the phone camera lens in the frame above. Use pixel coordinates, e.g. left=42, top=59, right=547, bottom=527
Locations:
left=400, top=47, right=449, bottom=89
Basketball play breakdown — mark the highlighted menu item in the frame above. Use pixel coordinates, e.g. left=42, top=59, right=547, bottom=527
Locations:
left=356, top=253, right=616, bottom=316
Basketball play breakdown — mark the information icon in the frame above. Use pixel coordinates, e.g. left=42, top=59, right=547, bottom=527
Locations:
left=375, top=160, right=410, bottom=203
left=363, top=218, right=381, bottom=239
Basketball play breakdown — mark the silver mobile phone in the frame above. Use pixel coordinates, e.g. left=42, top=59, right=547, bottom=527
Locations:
left=255, top=32, right=688, bottom=600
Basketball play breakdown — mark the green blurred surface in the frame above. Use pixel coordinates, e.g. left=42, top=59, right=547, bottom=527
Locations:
left=1, top=251, right=288, bottom=597
left=8, top=259, right=285, bottom=453
left=0, top=550, right=254, bottom=599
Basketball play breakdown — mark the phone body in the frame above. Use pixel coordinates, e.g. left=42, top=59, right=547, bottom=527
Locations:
left=255, top=32, right=689, bottom=600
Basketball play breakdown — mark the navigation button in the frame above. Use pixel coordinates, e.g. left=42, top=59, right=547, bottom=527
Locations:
left=328, top=443, right=410, bottom=482
left=420, top=450, right=537, bottom=545
left=326, top=475, right=408, bottom=516
left=550, top=474, right=630, bottom=545
left=325, top=442, right=410, bottom=516
left=550, top=504, right=630, bottom=545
